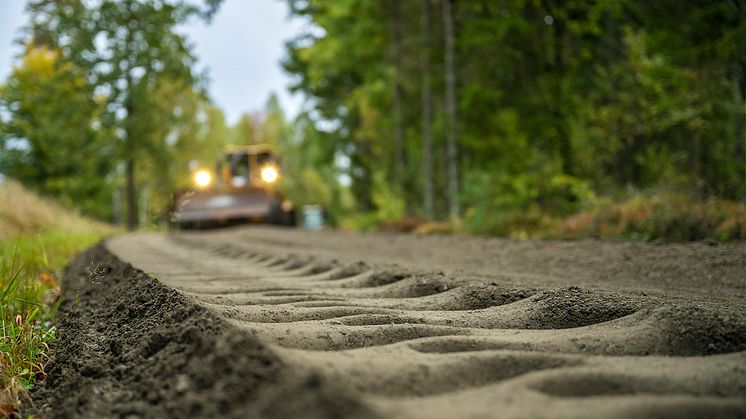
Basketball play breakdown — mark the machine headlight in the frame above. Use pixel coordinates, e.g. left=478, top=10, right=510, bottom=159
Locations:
left=260, top=166, right=279, bottom=183
left=194, top=170, right=212, bottom=188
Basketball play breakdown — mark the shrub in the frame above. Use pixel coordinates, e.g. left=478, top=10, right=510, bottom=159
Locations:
left=555, top=193, right=745, bottom=242
left=461, top=167, right=596, bottom=236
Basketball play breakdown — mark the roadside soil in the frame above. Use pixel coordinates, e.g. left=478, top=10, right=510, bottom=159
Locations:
left=30, top=244, right=373, bottom=419
left=34, top=226, right=746, bottom=418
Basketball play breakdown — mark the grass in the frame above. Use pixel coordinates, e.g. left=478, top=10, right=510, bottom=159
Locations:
left=0, top=179, right=115, bottom=415
left=0, top=179, right=111, bottom=241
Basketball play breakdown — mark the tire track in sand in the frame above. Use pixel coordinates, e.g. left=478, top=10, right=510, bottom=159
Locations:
left=107, top=232, right=746, bottom=419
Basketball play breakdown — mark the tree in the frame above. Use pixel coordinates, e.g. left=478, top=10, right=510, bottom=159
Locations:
left=389, top=0, right=405, bottom=184
left=0, top=45, right=113, bottom=218
left=283, top=0, right=391, bottom=212
left=442, top=0, right=460, bottom=219
left=421, top=0, right=434, bottom=219
left=282, top=0, right=744, bottom=233
left=230, top=114, right=260, bottom=145
left=261, top=93, right=291, bottom=147
left=24, top=0, right=222, bottom=229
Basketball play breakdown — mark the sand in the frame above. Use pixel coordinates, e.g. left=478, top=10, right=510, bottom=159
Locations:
left=33, top=226, right=746, bottom=418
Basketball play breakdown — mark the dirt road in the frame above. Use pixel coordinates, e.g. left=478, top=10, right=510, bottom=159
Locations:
left=35, top=226, right=746, bottom=418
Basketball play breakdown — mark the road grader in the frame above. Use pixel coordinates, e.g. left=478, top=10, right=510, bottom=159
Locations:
left=172, top=144, right=295, bottom=228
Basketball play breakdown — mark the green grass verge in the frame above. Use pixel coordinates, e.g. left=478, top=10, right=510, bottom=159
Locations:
left=0, top=230, right=107, bottom=415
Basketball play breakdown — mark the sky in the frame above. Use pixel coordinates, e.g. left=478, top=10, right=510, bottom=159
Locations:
left=0, top=0, right=306, bottom=123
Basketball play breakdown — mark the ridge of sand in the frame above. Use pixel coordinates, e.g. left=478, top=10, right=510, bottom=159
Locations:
left=104, top=228, right=746, bottom=418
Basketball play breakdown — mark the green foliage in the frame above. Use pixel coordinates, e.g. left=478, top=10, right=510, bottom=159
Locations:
left=0, top=47, right=113, bottom=219
left=340, top=171, right=406, bottom=231
left=275, top=112, right=354, bottom=225
left=0, top=0, right=225, bottom=227
left=0, top=230, right=107, bottom=413
left=555, top=192, right=746, bottom=242
left=282, top=0, right=745, bottom=239
left=1, top=0, right=743, bottom=241
left=462, top=167, right=596, bottom=236
left=284, top=0, right=395, bottom=212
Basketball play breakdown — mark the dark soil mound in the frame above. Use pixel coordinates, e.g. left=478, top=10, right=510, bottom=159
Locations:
left=31, top=244, right=375, bottom=419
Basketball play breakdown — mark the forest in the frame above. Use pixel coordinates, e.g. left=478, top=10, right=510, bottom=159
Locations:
left=0, top=0, right=744, bottom=241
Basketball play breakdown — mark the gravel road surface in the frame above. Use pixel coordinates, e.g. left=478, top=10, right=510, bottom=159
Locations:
left=33, top=226, right=746, bottom=418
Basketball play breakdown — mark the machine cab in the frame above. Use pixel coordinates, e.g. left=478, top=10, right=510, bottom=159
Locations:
left=222, top=144, right=280, bottom=189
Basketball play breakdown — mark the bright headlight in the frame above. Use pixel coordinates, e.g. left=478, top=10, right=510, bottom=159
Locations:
left=260, top=166, right=278, bottom=183
left=194, top=170, right=211, bottom=188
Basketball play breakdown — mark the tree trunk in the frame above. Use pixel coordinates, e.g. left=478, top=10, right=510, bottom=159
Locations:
left=389, top=0, right=405, bottom=185
left=421, top=0, right=434, bottom=219
left=354, top=141, right=376, bottom=212
left=124, top=0, right=137, bottom=231
left=125, top=153, right=137, bottom=230
left=442, top=0, right=460, bottom=219
left=125, top=91, right=137, bottom=230
left=552, top=13, right=574, bottom=175
left=732, top=57, right=745, bottom=197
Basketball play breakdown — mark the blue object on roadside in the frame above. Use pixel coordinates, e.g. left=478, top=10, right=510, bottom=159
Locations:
left=302, top=205, right=325, bottom=230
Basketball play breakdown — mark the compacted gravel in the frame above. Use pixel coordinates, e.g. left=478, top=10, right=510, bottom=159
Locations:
left=33, top=226, right=746, bottom=418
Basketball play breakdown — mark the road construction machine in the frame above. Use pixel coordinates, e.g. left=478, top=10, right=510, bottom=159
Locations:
left=172, top=144, right=295, bottom=227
